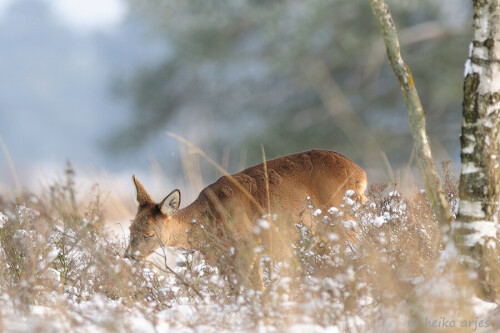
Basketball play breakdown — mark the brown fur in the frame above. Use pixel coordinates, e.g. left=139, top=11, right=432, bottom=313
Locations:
left=125, top=150, right=367, bottom=285
left=127, top=150, right=366, bottom=259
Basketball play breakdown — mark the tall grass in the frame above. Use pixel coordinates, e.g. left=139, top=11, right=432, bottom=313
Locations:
left=0, top=161, right=496, bottom=332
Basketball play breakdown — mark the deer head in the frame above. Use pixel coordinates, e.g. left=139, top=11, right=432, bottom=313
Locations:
left=125, top=175, right=181, bottom=260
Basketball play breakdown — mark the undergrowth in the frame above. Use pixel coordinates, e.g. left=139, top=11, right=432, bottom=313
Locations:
left=0, top=164, right=495, bottom=332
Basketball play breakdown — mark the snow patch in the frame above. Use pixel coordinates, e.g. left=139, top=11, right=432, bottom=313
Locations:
left=468, top=42, right=474, bottom=57
left=328, top=207, right=339, bottom=215
left=344, top=190, right=355, bottom=197
left=312, top=209, right=322, bottom=217
left=343, top=197, right=355, bottom=207
left=257, top=218, right=270, bottom=229
left=342, top=220, right=357, bottom=230
left=328, top=233, right=339, bottom=242
left=464, top=58, right=472, bottom=77
left=388, top=191, right=401, bottom=197
left=0, top=211, right=7, bottom=228
left=372, top=216, right=386, bottom=228
left=464, top=43, right=474, bottom=77
left=471, top=296, right=498, bottom=317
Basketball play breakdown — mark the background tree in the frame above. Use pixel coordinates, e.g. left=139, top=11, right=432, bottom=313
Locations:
left=452, top=0, right=500, bottom=301
left=108, top=0, right=470, bottom=178
left=369, top=0, right=452, bottom=242
left=370, top=0, right=500, bottom=302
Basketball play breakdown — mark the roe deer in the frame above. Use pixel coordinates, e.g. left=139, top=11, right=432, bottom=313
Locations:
left=125, top=149, right=366, bottom=287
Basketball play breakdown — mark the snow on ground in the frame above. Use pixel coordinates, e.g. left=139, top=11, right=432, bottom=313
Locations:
left=0, top=177, right=499, bottom=332
left=0, top=290, right=348, bottom=332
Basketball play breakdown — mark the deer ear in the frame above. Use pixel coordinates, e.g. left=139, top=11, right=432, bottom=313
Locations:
left=132, top=175, right=153, bottom=207
left=160, top=189, right=181, bottom=216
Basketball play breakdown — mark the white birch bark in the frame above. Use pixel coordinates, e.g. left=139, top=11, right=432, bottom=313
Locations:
left=453, top=0, right=500, bottom=300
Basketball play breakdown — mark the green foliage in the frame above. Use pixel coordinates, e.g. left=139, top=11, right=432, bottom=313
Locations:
left=110, top=0, right=470, bottom=168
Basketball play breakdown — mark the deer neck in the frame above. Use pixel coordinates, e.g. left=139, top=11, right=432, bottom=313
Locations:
left=165, top=202, right=203, bottom=249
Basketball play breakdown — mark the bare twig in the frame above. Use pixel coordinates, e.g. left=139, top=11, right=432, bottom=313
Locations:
left=369, top=0, right=453, bottom=240
left=155, top=243, right=204, bottom=299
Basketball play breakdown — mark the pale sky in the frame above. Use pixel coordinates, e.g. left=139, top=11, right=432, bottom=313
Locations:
left=0, top=0, right=127, bottom=33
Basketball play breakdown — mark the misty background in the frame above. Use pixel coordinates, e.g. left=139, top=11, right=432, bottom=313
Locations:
left=0, top=0, right=471, bottom=197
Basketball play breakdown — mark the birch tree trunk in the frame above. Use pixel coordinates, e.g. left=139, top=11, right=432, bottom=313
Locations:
left=453, top=0, right=500, bottom=301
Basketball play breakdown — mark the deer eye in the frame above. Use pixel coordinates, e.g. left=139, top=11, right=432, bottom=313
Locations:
left=144, top=233, right=154, bottom=239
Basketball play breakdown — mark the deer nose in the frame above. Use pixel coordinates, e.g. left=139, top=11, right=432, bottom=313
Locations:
left=123, top=246, right=136, bottom=260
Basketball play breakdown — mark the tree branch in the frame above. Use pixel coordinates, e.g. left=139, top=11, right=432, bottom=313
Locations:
left=369, top=0, right=453, bottom=240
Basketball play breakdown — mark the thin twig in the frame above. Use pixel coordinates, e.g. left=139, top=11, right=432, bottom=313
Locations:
left=156, top=243, right=204, bottom=299
left=261, top=145, right=271, bottom=217
left=0, top=134, right=21, bottom=193
left=166, top=131, right=265, bottom=215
